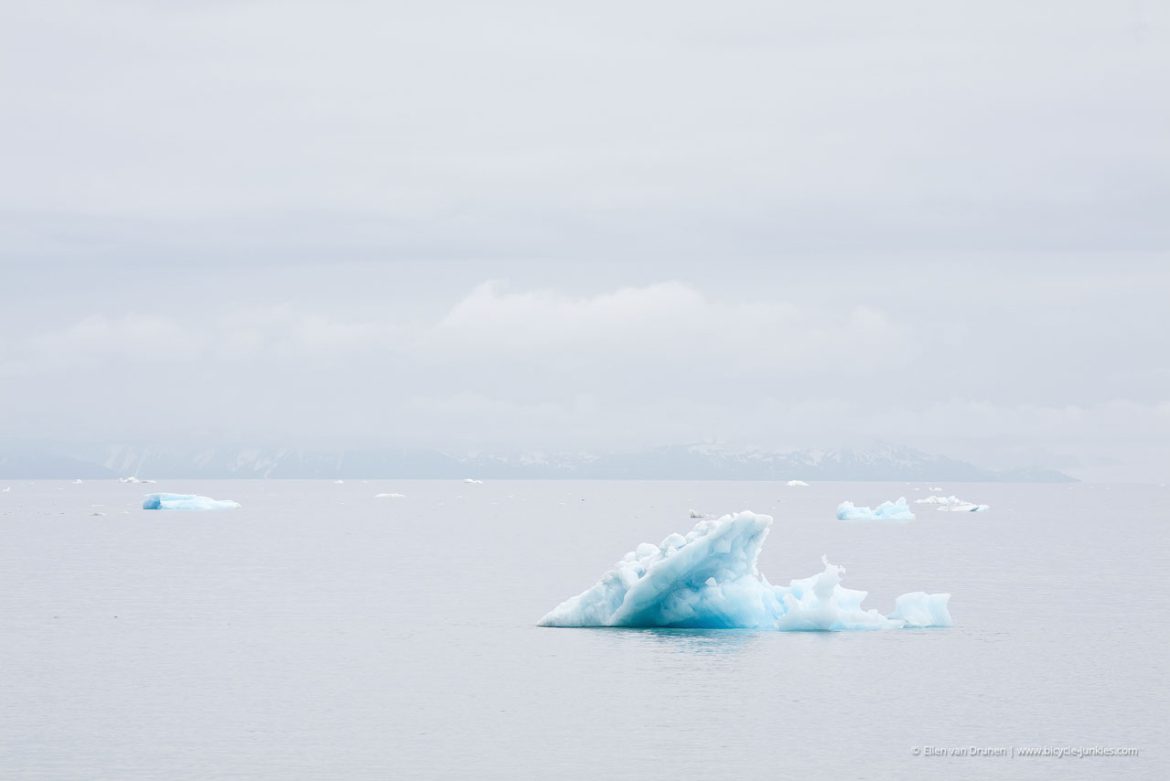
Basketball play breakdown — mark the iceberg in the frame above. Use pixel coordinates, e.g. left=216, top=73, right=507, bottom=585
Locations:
left=464, top=478, right=483, bottom=484
left=786, top=480, right=810, bottom=487
left=539, top=511, right=950, bottom=630
left=938, top=502, right=990, bottom=512
left=888, top=591, right=954, bottom=626
left=836, top=497, right=915, bottom=522
left=915, top=495, right=954, bottom=504
left=915, top=495, right=989, bottom=512
left=375, top=492, right=406, bottom=499
left=142, top=493, right=241, bottom=511
left=120, top=476, right=156, bottom=484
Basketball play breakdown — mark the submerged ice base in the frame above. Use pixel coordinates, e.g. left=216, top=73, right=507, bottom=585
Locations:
left=142, top=493, right=240, bottom=511
left=539, top=512, right=951, bottom=631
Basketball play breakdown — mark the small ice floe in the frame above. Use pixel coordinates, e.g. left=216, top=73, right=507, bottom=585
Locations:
left=938, top=502, right=990, bottom=513
left=375, top=492, right=406, bottom=499
left=689, top=509, right=705, bottom=519
left=915, top=495, right=989, bottom=512
left=142, top=493, right=240, bottom=511
left=91, top=511, right=106, bottom=516
left=119, top=476, right=156, bottom=484
left=837, top=498, right=915, bottom=522
left=72, top=479, right=83, bottom=484
left=333, top=480, right=345, bottom=484
left=786, top=480, right=810, bottom=487
left=929, top=486, right=943, bottom=492
left=464, top=478, right=484, bottom=484
left=2, top=486, right=10, bottom=493
left=915, top=495, right=956, bottom=504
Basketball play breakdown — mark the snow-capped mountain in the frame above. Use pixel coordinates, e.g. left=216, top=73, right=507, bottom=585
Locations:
left=0, top=442, right=1074, bottom=481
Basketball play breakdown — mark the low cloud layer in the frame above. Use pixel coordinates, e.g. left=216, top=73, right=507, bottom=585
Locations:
left=2, top=269, right=1167, bottom=480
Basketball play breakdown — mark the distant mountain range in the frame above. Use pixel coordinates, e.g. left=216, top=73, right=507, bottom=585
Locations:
left=0, top=442, right=1075, bottom=482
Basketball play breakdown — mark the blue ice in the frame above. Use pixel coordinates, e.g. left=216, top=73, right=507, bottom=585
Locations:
left=837, top=497, right=915, bottom=522
left=142, top=493, right=241, bottom=511
left=539, top=512, right=951, bottom=630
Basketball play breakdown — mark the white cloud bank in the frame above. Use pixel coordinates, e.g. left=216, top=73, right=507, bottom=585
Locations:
left=1, top=278, right=1167, bottom=480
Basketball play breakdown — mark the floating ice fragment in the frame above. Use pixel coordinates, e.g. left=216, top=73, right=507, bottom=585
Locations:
left=836, top=498, right=915, bottom=522
left=915, top=495, right=989, bottom=512
left=916, top=495, right=956, bottom=504
left=786, top=480, right=810, bottom=487
left=464, top=478, right=484, bottom=484
left=689, top=509, right=705, bottom=519
left=333, top=480, right=345, bottom=484
left=889, top=592, right=954, bottom=627
left=938, top=502, right=990, bottom=513
left=375, top=492, right=406, bottom=499
left=142, top=493, right=241, bottom=511
left=119, top=476, right=155, bottom=484
left=539, top=511, right=950, bottom=630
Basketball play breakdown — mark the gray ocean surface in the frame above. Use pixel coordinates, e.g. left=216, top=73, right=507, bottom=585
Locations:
left=1, top=479, right=1167, bottom=780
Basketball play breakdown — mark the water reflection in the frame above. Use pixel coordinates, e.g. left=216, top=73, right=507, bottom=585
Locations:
left=579, top=626, right=763, bottom=656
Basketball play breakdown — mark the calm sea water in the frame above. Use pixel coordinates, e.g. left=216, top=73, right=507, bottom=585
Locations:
left=1, top=479, right=1166, bottom=780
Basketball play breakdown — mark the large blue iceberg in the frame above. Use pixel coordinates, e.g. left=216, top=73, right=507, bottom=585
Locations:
left=837, top=497, right=915, bottom=522
left=539, top=512, right=951, bottom=630
left=142, top=493, right=240, bottom=511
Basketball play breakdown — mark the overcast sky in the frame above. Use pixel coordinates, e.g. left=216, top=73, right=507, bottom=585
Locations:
left=2, top=2, right=1168, bottom=480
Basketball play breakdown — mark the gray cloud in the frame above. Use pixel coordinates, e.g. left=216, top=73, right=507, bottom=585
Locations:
left=4, top=1, right=1168, bottom=261
left=1, top=2, right=1167, bottom=479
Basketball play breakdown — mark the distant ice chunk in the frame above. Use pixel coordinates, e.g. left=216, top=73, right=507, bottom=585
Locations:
left=333, top=480, right=345, bottom=484
left=142, top=493, right=240, bottom=511
left=119, top=476, right=155, bottom=484
left=464, top=478, right=484, bottom=484
left=836, top=498, right=915, bottom=522
left=689, top=509, right=705, bottom=519
left=2, top=486, right=10, bottom=493
left=915, top=495, right=989, bottom=512
left=375, top=492, right=406, bottom=499
left=938, top=502, right=990, bottom=513
left=539, top=511, right=950, bottom=630
left=786, top=480, right=810, bottom=487
left=889, top=592, right=954, bottom=627
left=915, top=495, right=955, bottom=504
